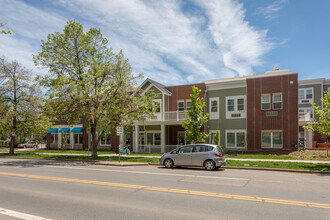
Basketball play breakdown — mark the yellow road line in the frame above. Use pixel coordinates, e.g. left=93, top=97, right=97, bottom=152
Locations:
left=0, top=171, right=329, bottom=209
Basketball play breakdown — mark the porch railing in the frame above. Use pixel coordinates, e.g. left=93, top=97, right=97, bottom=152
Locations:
left=139, top=111, right=187, bottom=122
left=298, top=112, right=312, bottom=122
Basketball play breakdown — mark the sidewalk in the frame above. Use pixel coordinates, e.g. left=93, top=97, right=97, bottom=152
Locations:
left=32, top=153, right=330, bottom=164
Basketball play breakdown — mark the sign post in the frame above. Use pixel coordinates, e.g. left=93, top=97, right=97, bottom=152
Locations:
left=116, top=126, right=124, bottom=163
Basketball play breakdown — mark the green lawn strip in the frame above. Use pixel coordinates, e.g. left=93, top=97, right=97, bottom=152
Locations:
left=226, top=154, right=296, bottom=160
left=226, top=160, right=330, bottom=171
left=0, top=153, right=160, bottom=163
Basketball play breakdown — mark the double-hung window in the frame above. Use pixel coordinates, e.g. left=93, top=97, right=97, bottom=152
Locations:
left=298, top=88, right=313, bottom=104
left=273, top=93, right=282, bottom=109
left=226, top=130, right=246, bottom=148
left=226, top=96, right=246, bottom=119
left=178, top=101, right=184, bottom=112
left=209, top=97, right=219, bottom=119
left=186, top=100, right=192, bottom=111
left=261, top=94, right=271, bottom=110
left=261, top=131, right=282, bottom=148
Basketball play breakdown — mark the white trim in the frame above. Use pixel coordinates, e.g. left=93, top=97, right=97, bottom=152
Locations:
left=177, top=100, right=185, bottom=112
left=272, top=93, right=282, bottom=110
left=186, top=99, right=192, bottom=111
left=261, top=130, right=283, bottom=149
left=225, top=95, right=246, bottom=119
left=225, top=130, right=246, bottom=148
left=261, top=94, right=271, bottom=110
left=298, top=87, right=313, bottom=104
left=209, top=97, right=219, bottom=120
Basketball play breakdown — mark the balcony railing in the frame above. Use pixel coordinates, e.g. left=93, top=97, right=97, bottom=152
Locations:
left=299, top=112, right=312, bottom=122
left=141, top=111, right=187, bottom=122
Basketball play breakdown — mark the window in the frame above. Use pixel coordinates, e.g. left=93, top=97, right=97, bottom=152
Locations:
left=154, top=100, right=161, bottom=113
left=273, top=93, right=282, bottom=109
left=179, top=145, right=193, bottom=153
left=178, top=101, right=184, bottom=111
left=51, top=134, right=58, bottom=144
left=298, top=108, right=313, bottom=121
left=237, top=98, right=244, bottom=111
left=178, top=131, right=185, bottom=145
left=74, top=133, right=83, bottom=144
left=186, top=100, right=192, bottom=111
left=261, top=94, right=270, bottom=110
left=298, top=88, right=313, bottom=104
left=226, top=130, right=246, bottom=148
left=225, top=96, right=246, bottom=119
left=227, top=99, right=234, bottom=111
left=209, top=97, right=219, bottom=120
left=100, top=133, right=111, bottom=145
left=261, top=131, right=282, bottom=148
left=146, top=132, right=161, bottom=146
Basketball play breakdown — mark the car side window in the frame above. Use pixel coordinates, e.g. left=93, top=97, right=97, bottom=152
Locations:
left=179, top=146, right=193, bottom=153
left=194, top=145, right=205, bottom=152
left=205, top=146, right=214, bottom=152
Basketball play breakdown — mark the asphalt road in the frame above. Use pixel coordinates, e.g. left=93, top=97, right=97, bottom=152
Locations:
left=0, top=158, right=329, bottom=220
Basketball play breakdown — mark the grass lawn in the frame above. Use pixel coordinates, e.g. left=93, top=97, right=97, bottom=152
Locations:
left=226, top=160, right=330, bottom=171
left=226, top=154, right=296, bottom=160
left=1, top=152, right=329, bottom=171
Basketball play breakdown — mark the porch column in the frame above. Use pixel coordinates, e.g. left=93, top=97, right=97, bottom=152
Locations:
left=162, top=94, right=165, bottom=121
left=58, top=132, right=61, bottom=149
left=161, top=124, right=165, bottom=153
left=134, top=125, right=139, bottom=152
left=70, top=128, right=74, bottom=149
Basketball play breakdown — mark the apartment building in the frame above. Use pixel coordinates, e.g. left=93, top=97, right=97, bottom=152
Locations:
left=46, top=69, right=315, bottom=153
left=298, top=78, right=330, bottom=147
left=204, top=69, right=298, bottom=151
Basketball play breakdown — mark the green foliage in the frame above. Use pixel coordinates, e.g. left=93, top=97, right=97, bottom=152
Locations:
left=303, top=91, right=330, bottom=140
left=212, top=130, right=220, bottom=145
left=33, top=20, right=156, bottom=158
left=61, top=131, right=65, bottom=150
left=0, top=57, right=52, bottom=154
left=182, top=86, right=209, bottom=143
left=0, top=22, right=12, bottom=35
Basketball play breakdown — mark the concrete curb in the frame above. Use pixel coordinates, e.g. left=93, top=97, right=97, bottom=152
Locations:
left=1, top=157, right=329, bottom=174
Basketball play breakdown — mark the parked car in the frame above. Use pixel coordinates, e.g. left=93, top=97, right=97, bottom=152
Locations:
left=18, top=141, right=39, bottom=148
left=160, top=144, right=226, bottom=170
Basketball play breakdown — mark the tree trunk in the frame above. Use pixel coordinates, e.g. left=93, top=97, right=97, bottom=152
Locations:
left=9, top=116, right=16, bottom=155
left=91, top=125, right=98, bottom=158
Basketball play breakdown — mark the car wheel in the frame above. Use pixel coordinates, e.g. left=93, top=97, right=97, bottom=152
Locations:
left=204, top=160, right=216, bottom=171
left=164, top=159, right=174, bottom=168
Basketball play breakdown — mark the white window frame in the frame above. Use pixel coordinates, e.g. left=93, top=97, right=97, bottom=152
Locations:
left=209, top=97, right=219, bottom=120
left=261, top=94, right=271, bottom=110
left=273, top=93, right=282, bottom=110
left=298, top=88, right=314, bottom=104
left=178, top=100, right=184, bottom=112
left=146, top=131, right=161, bottom=146
left=186, top=99, right=192, bottom=111
left=298, top=108, right=313, bottom=120
left=225, top=130, right=246, bottom=148
left=225, top=95, right=246, bottom=119
left=209, top=130, right=220, bottom=145
left=261, top=130, right=283, bottom=149
left=74, top=133, right=83, bottom=145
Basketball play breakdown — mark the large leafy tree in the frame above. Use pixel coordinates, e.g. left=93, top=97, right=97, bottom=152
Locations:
left=182, top=86, right=209, bottom=144
left=0, top=57, right=51, bottom=154
left=303, top=91, right=330, bottom=141
left=33, top=20, right=156, bottom=158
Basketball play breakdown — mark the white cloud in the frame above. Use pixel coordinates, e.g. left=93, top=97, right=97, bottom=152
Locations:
left=255, top=0, right=288, bottom=20
left=0, top=0, right=276, bottom=85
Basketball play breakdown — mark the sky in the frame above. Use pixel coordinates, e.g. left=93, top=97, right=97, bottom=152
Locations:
left=1, top=0, right=329, bottom=86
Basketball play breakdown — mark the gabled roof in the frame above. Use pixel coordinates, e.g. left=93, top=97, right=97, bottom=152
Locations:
left=139, top=78, right=172, bottom=96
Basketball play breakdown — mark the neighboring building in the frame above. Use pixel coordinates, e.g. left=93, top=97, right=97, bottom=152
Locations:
left=132, top=79, right=206, bottom=153
left=47, top=69, right=330, bottom=153
left=298, top=78, right=330, bottom=147
left=204, top=69, right=298, bottom=152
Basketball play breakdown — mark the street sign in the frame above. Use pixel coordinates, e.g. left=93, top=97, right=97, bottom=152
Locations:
left=86, top=128, right=90, bottom=134
left=116, top=126, right=123, bottom=136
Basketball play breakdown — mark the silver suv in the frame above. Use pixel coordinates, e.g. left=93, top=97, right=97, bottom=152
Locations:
left=160, top=144, right=226, bottom=170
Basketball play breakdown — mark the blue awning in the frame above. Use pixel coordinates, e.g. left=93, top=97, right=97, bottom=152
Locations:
left=71, top=127, right=83, bottom=133
left=48, top=128, right=58, bottom=133
left=59, top=128, right=70, bottom=133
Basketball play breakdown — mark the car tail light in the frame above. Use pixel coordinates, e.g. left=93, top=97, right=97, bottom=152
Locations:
left=214, top=153, right=221, bottom=157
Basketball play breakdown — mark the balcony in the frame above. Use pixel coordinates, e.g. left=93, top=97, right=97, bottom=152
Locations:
left=140, top=111, right=187, bottom=122
left=299, top=112, right=312, bottom=123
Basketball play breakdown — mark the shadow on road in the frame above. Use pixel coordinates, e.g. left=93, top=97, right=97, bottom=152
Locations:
left=157, top=166, right=225, bottom=172
left=0, top=158, right=96, bottom=168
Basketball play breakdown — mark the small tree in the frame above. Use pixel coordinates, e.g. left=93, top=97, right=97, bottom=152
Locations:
left=303, top=91, right=330, bottom=142
left=212, top=130, right=220, bottom=146
left=182, top=86, right=209, bottom=144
